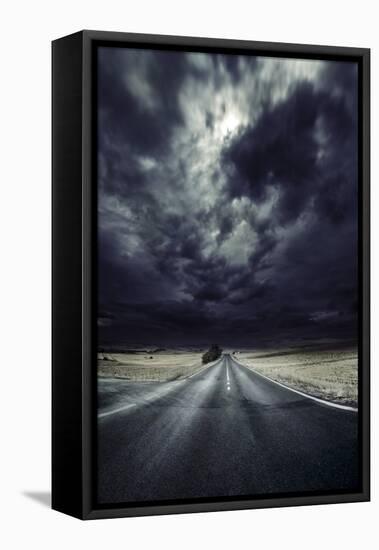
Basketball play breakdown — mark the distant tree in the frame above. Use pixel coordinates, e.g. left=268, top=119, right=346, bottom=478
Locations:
left=202, top=344, right=222, bottom=365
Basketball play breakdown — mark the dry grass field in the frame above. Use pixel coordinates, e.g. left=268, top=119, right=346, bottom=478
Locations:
left=236, top=345, right=358, bottom=406
left=98, top=344, right=358, bottom=405
left=98, top=350, right=205, bottom=381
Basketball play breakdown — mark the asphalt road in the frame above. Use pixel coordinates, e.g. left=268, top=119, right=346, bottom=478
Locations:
left=97, top=354, right=359, bottom=504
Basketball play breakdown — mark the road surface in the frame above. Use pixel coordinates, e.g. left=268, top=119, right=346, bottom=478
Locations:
left=97, top=354, right=359, bottom=504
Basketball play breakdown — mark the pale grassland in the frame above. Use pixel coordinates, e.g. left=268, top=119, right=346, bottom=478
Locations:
left=237, top=347, right=358, bottom=406
left=98, top=350, right=204, bottom=381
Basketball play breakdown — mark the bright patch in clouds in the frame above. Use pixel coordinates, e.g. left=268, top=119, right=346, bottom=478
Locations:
left=219, top=111, right=241, bottom=139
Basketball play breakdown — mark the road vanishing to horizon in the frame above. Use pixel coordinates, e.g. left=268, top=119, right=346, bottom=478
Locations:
left=97, top=354, right=359, bottom=504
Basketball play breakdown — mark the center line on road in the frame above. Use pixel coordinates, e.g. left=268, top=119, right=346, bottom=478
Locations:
left=226, top=362, right=231, bottom=391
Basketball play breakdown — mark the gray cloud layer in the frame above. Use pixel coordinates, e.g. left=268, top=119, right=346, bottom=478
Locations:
left=97, top=47, right=358, bottom=347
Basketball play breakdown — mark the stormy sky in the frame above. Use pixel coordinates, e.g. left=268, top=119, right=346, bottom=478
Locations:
left=97, top=46, right=358, bottom=348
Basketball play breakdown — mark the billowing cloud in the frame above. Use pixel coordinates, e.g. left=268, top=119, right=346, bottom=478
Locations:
left=97, top=47, right=358, bottom=347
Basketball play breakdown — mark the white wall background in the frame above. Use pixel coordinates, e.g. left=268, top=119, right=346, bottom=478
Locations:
left=0, top=1, right=376, bottom=548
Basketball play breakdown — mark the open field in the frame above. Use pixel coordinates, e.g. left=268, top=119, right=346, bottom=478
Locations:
left=97, top=343, right=358, bottom=405
left=98, top=350, right=205, bottom=381
left=236, top=345, right=358, bottom=406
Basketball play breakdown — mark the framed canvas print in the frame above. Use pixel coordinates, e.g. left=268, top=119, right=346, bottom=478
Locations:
left=52, top=30, right=370, bottom=519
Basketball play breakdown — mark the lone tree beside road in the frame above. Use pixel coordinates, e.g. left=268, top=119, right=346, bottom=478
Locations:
left=202, top=344, right=222, bottom=365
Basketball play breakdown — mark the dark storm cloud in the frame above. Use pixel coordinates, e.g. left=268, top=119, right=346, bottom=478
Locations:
left=98, top=47, right=191, bottom=157
left=98, top=49, right=358, bottom=347
left=223, top=66, right=357, bottom=225
left=211, top=53, right=258, bottom=88
left=218, top=62, right=358, bottom=330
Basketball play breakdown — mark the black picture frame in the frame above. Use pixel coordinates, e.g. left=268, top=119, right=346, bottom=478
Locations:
left=52, top=30, right=370, bottom=520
